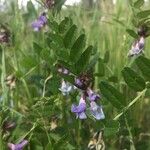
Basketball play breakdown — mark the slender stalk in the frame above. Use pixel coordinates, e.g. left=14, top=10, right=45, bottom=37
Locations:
left=16, top=121, right=37, bottom=143
left=124, top=116, right=136, bottom=150
left=114, top=88, right=147, bottom=120
left=42, top=75, right=52, bottom=98
left=77, top=120, right=81, bottom=149
left=21, top=78, right=32, bottom=102
left=1, top=47, right=8, bottom=106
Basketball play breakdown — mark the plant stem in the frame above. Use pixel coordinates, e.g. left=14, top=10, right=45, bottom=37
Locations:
left=1, top=46, right=8, bottom=106
left=124, top=116, right=136, bottom=150
left=113, top=88, right=147, bottom=120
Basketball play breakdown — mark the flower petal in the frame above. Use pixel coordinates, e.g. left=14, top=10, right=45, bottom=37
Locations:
left=78, top=112, right=87, bottom=119
left=75, top=78, right=83, bottom=87
left=71, top=103, right=86, bottom=113
left=87, top=89, right=100, bottom=101
left=90, top=102, right=105, bottom=120
left=8, top=140, right=28, bottom=150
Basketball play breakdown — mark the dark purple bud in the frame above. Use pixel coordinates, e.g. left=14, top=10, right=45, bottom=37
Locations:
left=87, top=88, right=100, bottom=101
left=138, top=26, right=147, bottom=37
left=71, top=96, right=87, bottom=119
left=8, top=140, right=28, bottom=150
left=74, top=73, right=92, bottom=90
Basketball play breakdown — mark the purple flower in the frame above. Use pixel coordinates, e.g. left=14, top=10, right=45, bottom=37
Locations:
left=32, top=13, right=47, bottom=31
left=90, top=101, right=105, bottom=120
left=8, top=140, right=28, bottom=150
left=71, top=97, right=87, bottom=119
left=128, top=36, right=145, bottom=57
left=87, top=88, right=100, bottom=101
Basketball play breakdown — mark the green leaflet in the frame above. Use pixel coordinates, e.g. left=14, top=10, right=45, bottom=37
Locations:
left=126, top=29, right=138, bottom=38
left=122, top=67, right=146, bottom=91
left=134, top=0, right=144, bottom=8
left=70, top=34, right=86, bottom=63
left=103, top=50, right=110, bottom=63
left=104, top=120, right=120, bottom=137
left=74, top=45, right=93, bottom=74
left=64, top=25, right=78, bottom=49
left=33, top=42, right=43, bottom=56
left=59, top=17, right=72, bottom=34
left=137, top=10, right=150, bottom=19
left=99, top=81, right=126, bottom=110
left=135, top=56, right=150, bottom=81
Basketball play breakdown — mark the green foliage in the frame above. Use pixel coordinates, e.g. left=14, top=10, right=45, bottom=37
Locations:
left=64, top=25, right=78, bottom=49
left=103, top=50, right=110, bottom=64
left=70, top=34, right=86, bottom=63
left=122, top=67, right=146, bottom=91
left=134, top=0, right=144, bottom=8
left=104, top=121, right=120, bottom=137
left=135, top=56, right=150, bottom=81
left=126, top=29, right=138, bottom=38
left=75, top=45, right=93, bottom=74
left=99, top=81, right=126, bottom=109
left=137, top=10, right=150, bottom=19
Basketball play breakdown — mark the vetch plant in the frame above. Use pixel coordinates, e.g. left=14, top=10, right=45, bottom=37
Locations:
left=0, top=0, right=150, bottom=149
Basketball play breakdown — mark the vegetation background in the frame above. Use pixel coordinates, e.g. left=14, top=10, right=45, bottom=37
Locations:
left=0, top=0, right=150, bottom=149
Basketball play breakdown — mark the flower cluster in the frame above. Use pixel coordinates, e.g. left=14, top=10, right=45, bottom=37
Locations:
left=32, top=12, right=47, bottom=31
left=71, top=89, right=105, bottom=120
left=58, top=66, right=105, bottom=120
left=127, top=26, right=148, bottom=57
left=72, top=76, right=105, bottom=120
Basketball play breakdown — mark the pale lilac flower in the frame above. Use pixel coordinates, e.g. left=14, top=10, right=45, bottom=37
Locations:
left=59, top=80, right=73, bottom=95
left=32, top=13, right=47, bottom=31
left=8, top=140, right=28, bottom=150
left=128, top=36, right=145, bottom=57
left=90, top=101, right=105, bottom=120
left=71, top=96, right=87, bottom=119
left=87, top=88, right=100, bottom=101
